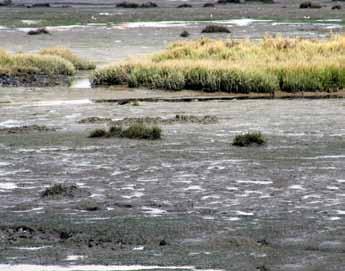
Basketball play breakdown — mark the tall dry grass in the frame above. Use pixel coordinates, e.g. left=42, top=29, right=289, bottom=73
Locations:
left=0, top=49, right=76, bottom=76
left=92, top=36, right=345, bottom=93
left=40, top=47, right=95, bottom=70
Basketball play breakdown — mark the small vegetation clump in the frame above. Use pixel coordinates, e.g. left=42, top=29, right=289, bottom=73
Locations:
left=332, top=5, right=341, bottom=10
left=203, top=2, right=215, bottom=7
left=88, top=123, right=162, bottom=140
left=201, top=25, right=231, bottom=33
left=0, top=49, right=75, bottom=76
left=41, top=183, right=89, bottom=198
left=299, top=1, right=321, bottom=9
left=177, top=3, right=192, bottom=8
left=120, top=123, right=161, bottom=140
left=116, top=1, right=158, bottom=8
left=217, top=0, right=242, bottom=4
left=92, top=36, right=345, bottom=93
left=232, top=132, right=266, bottom=147
left=27, top=28, right=50, bottom=35
left=40, top=47, right=95, bottom=70
left=88, top=128, right=108, bottom=138
left=180, top=30, right=190, bottom=38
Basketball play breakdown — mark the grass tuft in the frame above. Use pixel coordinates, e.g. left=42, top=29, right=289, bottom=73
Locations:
left=41, top=184, right=86, bottom=198
left=40, top=47, right=95, bottom=70
left=88, top=123, right=162, bottom=140
left=119, top=123, right=161, bottom=140
left=232, top=132, right=266, bottom=147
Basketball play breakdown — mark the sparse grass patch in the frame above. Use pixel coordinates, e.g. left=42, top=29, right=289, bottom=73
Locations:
left=92, top=36, right=345, bottom=93
left=41, top=184, right=90, bottom=198
left=40, top=47, right=95, bottom=70
left=232, top=132, right=266, bottom=147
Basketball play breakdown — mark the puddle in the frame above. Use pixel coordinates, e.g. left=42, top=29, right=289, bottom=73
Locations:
left=0, top=183, right=17, bottom=190
left=70, top=78, right=92, bottom=89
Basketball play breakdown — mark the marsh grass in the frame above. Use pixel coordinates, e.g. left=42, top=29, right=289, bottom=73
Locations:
left=232, top=132, right=266, bottom=147
left=89, top=124, right=162, bottom=140
left=40, top=47, right=95, bottom=70
left=92, top=36, right=345, bottom=93
left=0, top=49, right=75, bottom=76
left=41, top=184, right=85, bottom=198
left=120, top=123, right=161, bottom=140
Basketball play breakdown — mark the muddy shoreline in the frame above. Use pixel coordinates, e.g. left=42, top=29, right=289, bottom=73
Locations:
left=0, top=74, right=71, bottom=87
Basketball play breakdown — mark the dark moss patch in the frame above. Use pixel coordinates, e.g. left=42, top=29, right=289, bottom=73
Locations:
left=332, top=5, right=341, bottom=10
left=27, top=28, right=50, bottom=35
left=177, top=3, right=192, bottom=8
left=217, top=0, right=242, bottom=4
left=116, top=1, right=158, bottom=8
left=299, top=1, right=321, bottom=9
left=88, top=128, right=108, bottom=138
left=201, top=25, right=231, bottom=33
left=180, top=30, right=190, bottom=37
left=40, top=184, right=90, bottom=199
left=140, top=1, right=158, bottom=8
left=159, top=239, right=168, bottom=246
left=203, top=2, right=215, bottom=7
left=0, top=74, right=71, bottom=87
left=232, top=132, right=266, bottom=147
left=26, top=3, right=51, bottom=8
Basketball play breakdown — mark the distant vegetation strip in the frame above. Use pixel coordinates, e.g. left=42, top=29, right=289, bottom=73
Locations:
left=92, top=36, right=345, bottom=93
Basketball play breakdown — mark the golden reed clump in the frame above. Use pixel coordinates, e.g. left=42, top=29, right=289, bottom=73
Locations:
left=0, top=47, right=95, bottom=77
left=92, top=35, right=345, bottom=93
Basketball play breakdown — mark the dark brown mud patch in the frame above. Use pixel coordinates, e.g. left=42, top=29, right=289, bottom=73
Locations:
left=78, top=117, right=113, bottom=124
left=110, top=115, right=218, bottom=126
left=0, top=74, right=71, bottom=87
left=0, top=125, right=56, bottom=134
